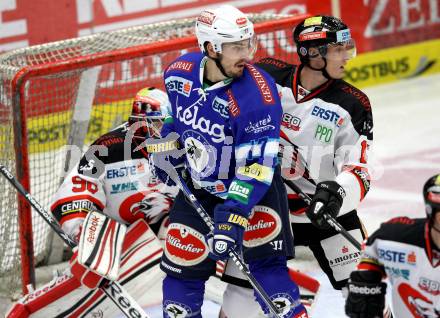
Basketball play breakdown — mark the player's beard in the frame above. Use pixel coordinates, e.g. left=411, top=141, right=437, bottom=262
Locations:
left=219, top=55, right=247, bottom=79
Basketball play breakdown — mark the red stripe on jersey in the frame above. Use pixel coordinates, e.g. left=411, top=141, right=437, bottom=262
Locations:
left=291, top=207, right=307, bottom=216
left=350, top=170, right=366, bottom=200
left=59, top=211, right=87, bottom=227
left=357, top=262, right=384, bottom=273
left=292, top=65, right=334, bottom=104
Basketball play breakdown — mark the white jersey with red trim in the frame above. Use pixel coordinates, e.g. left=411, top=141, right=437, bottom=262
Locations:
left=358, top=217, right=440, bottom=318
left=255, top=58, right=373, bottom=223
left=51, top=123, right=178, bottom=239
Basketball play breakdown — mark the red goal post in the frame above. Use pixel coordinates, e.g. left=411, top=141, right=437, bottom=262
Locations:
left=0, top=13, right=307, bottom=296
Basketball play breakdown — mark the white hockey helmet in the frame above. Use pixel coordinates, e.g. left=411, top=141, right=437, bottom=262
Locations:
left=195, top=5, right=255, bottom=55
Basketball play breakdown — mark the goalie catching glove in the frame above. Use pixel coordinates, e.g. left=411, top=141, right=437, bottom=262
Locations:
left=70, top=211, right=127, bottom=289
left=306, top=181, right=346, bottom=229
left=207, top=204, right=248, bottom=261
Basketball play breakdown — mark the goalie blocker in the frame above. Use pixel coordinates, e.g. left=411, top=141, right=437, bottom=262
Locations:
left=6, top=219, right=163, bottom=318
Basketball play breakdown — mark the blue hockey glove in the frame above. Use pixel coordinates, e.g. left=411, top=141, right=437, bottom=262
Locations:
left=148, top=132, right=186, bottom=187
left=306, top=181, right=346, bottom=229
left=151, top=155, right=186, bottom=187
left=209, top=204, right=248, bottom=261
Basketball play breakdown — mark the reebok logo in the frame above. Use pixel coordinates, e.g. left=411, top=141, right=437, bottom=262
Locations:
left=349, top=285, right=382, bottom=295
left=87, top=216, right=100, bottom=244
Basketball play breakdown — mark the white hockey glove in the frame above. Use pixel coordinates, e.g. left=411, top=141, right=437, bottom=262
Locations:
left=70, top=211, right=127, bottom=289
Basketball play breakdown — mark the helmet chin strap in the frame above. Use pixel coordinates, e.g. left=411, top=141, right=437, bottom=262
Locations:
left=212, top=55, right=230, bottom=78
left=306, top=57, right=332, bottom=80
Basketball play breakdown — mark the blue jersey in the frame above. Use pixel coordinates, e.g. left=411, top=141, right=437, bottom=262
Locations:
left=162, top=52, right=282, bottom=217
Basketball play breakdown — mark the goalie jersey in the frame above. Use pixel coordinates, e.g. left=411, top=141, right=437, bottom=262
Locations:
left=51, top=123, right=178, bottom=238
left=162, top=52, right=281, bottom=216
left=255, top=58, right=373, bottom=222
left=358, top=217, right=440, bottom=318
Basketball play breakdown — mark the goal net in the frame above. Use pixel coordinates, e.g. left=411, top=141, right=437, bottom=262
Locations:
left=0, top=13, right=305, bottom=298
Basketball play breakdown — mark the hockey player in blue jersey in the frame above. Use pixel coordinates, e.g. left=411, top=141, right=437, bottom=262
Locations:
left=153, top=5, right=308, bottom=318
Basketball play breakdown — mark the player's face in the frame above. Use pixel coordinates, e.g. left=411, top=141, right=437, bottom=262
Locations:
left=220, top=37, right=257, bottom=78
left=325, top=42, right=356, bottom=79
left=308, top=41, right=356, bottom=79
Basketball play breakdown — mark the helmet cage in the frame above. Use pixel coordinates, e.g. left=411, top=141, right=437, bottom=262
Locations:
left=298, top=28, right=356, bottom=61
left=129, top=88, right=166, bottom=139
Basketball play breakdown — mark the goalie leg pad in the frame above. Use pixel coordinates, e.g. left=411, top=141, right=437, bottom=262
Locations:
left=162, top=275, right=205, bottom=318
left=7, top=219, right=163, bottom=317
left=77, top=211, right=127, bottom=281
left=249, top=256, right=308, bottom=318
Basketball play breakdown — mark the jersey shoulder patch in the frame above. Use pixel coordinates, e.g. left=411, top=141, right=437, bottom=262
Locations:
left=368, top=218, right=426, bottom=248
left=255, top=57, right=295, bottom=87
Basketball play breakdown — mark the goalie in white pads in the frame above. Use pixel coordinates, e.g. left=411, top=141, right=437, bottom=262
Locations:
left=7, top=87, right=178, bottom=318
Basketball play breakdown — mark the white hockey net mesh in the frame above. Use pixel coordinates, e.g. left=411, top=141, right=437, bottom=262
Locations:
left=0, top=13, right=301, bottom=297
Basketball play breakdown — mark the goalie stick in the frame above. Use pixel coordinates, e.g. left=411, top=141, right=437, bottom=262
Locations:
left=0, top=164, right=151, bottom=318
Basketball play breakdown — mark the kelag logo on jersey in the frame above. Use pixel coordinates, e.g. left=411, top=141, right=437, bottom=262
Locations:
left=212, top=96, right=229, bottom=118
left=311, top=105, right=344, bottom=127
left=165, top=76, right=193, bottom=97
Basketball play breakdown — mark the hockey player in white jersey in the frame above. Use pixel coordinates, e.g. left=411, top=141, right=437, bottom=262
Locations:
left=220, top=15, right=373, bottom=317
left=345, top=174, right=440, bottom=318
left=6, top=87, right=178, bottom=318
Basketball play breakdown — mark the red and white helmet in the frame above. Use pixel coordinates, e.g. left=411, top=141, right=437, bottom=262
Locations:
left=195, top=5, right=255, bottom=55
left=129, top=87, right=170, bottom=139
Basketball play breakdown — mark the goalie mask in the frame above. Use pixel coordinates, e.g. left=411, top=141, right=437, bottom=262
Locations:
left=129, top=87, right=170, bottom=139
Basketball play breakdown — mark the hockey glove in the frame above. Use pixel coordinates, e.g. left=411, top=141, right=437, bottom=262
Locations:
left=345, top=270, right=387, bottom=318
left=208, top=204, right=248, bottom=261
left=306, top=181, right=346, bottom=229
left=70, top=211, right=127, bottom=289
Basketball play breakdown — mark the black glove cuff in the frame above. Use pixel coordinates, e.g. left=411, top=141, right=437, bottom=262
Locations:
left=316, top=181, right=346, bottom=204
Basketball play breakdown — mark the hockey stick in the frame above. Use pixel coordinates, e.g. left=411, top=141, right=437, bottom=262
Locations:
left=282, top=178, right=362, bottom=251
left=0, top=165, right=150, bottom=318
left=171, top=173, right=282, bottom=317
left=284, top=179, right=396, bottom=318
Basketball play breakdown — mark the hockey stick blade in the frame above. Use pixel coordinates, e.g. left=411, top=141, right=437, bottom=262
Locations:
left=0, top=164, right=150, bottom=318
left=174, top=173, right=282, bottom=318
left=283, top=178, right=361, bottom=251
